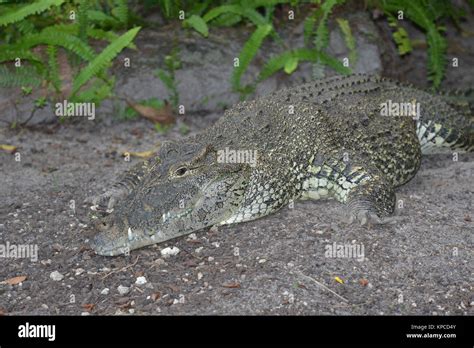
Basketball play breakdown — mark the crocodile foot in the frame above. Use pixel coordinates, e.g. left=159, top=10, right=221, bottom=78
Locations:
left=85, top=187, right=128, bottom=214
left=344, top=209, right=400, bottom=227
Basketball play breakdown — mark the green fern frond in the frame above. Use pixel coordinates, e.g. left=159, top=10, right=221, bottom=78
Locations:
left=39, top=24, right=136, bottom=48
left=0, top=49, right=45, bottom=75
left=78, top=1, right=89, bottom=43
left=72, top=77, right=114, bottom=105
left=87, top=28, right=137, bottom=49
left=112, top=0, right=128, bottom=25
left=210, top=12, right=242, bottom=27
left=303, top=11, right=317, bottom=45
left=72, top=27, right=141, bottom=95
left=47, top=45, right=61, bottom=92
left=314, top=0, right=343, bottom=51
left=155, top=68, right=174, bottom=92
left=317, top=50, right=351, bottom=74
left=258, top=50, right=294, bottom=81
left=336, top=18, right=357, bottom=65
left=0, top=0, right=65, bottom=27
left=183, top=15, right=209, bottom=37
left=15, top=20, right=36, bottom=35
left=426, top=27, right=446, bottom=88
left=86, top=9, right=119, bottom=26
left=203, top=5, right=266, bottom=26
left=382, top=0, right=447, bottom=87
left=231, top=24, right=273, bottom=92
left=258, top=48, right=350, bottom=82
left=0, top=65, right=43, bottom=88
left=0, top=49, right=41, bottom=64
left=12, top=31, right=96, bottom=61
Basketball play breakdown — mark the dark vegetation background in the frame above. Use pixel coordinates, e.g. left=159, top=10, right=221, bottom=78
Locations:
left=0, top=0, right=472, bottom=315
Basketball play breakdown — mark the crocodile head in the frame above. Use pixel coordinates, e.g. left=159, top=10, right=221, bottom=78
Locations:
left=91, top=141, right=250, bottom=256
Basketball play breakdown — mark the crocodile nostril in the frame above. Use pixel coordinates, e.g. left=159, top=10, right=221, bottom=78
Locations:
left=95, top=218, right=113, bottom=232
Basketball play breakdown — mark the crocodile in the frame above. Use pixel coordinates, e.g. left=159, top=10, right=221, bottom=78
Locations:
left=89, top=74, right=473, bottom=256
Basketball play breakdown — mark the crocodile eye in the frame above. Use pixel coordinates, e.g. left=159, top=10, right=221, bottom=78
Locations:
left=175, top=166, right=188, bottom=176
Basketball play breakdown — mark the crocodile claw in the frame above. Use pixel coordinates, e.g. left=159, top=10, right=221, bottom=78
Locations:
left=85, top=187, right=129, bottom=214
left=345, top=209, right=399, bottom=227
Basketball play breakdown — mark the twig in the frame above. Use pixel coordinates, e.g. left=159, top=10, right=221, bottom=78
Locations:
left=296, top=271, right=349, bottom=303
left=101, top=256, right=140, bottom=279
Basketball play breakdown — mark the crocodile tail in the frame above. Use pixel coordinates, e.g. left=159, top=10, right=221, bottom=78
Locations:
left=417, top=88, right=474, bottom=154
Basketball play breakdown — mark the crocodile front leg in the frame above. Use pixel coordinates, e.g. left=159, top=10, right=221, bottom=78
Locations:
left=343, top=172, right=396, bottom=225
left=87, top=157, right=156, bottom=213
left=302, top=155, right=396, bottom=225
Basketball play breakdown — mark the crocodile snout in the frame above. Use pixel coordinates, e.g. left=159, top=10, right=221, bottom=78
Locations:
left=91, top=219, right=130, bottom=256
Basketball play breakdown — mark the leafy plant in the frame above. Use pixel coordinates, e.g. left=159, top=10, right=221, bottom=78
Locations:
left=72, top=26, right=141, bottom=95
left=0, top=65, right=43, bottom=88
left=0, top=0, right=65, bottom=27
left=154, top=48, right=181, bottom=108
left=258, top=48, right=350, bottom=81
left=0, top=0, right=141, bottom=111
left=380, top=0, right=451, bottom=88
left=232, top=24, right=273, bottom=93
left=183, top=15, right=208, bottom=37
left=122, top=97, right=165, bottom=120
left=336, top=18, right=357, bottom=65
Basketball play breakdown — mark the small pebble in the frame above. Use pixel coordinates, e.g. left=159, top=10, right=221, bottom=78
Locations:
left=161, top=247, right=180, bottom=258
left=135, top=276, right=147, bottom=285
left=100, top=288, right=110, bottom=295
left=117, top=285, right=130, bottom=295
left=50, top=271, right=64, bottom=281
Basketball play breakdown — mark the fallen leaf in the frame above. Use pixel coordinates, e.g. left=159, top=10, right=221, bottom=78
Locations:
left=166, top=284, right=179, bottom=292
left=297, top=283, right=307, bottom=289
left=0, top=144, right=18, bottom=153
left=122, top=150, right=157, bottom=159
left=4, top=276, right=27, bottom=285
left=151, top=292, right=161, bottom=301
left=464, top=215, right=471, bottom=222
left=125, top=99, right=175, bottom=124
left=82, top=303, right=95, bottom=312
left=118, top=301, right=132, bottom=310
left=222, top=282, right=241, bottom=289
left=359, top=278, right=369, bottom=286
left=334, top=276, right=344, bottom=284
left=0, top=307, right=6, bottom=315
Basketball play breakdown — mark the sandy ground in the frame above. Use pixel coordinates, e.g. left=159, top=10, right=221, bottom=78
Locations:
left=0, top=115, right=472, bottom=315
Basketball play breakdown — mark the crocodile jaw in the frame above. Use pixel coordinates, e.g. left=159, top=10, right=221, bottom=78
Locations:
left=91, top=225, right=176, bottom=256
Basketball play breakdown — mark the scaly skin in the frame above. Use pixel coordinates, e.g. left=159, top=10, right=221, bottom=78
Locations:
left=89, top=74, right=473, bottom=256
